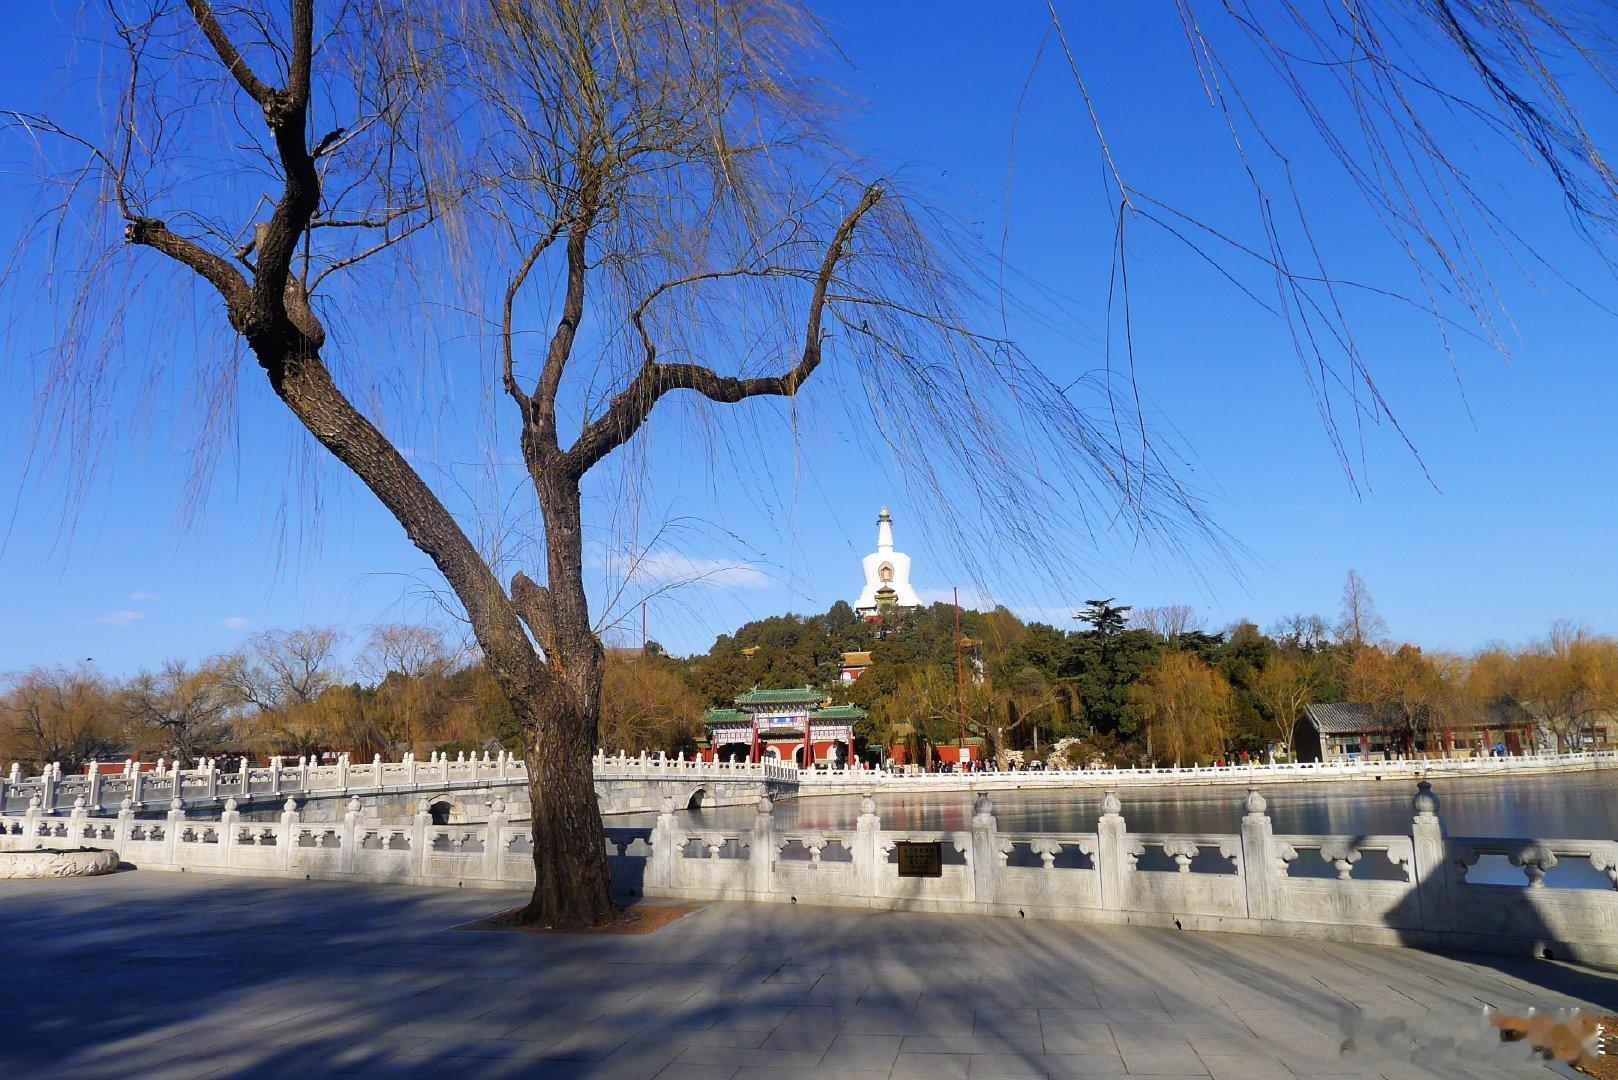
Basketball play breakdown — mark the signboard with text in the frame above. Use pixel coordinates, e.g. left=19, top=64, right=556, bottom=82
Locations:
left=894, top=841, right=943, bottom=878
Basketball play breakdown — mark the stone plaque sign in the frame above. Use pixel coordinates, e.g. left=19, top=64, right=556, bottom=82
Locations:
left=895, top=841, right=943, bottom=878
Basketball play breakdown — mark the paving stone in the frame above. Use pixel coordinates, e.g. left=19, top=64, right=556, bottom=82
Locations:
left=892, top=1052, right=974, bottom=1080
left=653, top=1065, right=741, bottom=1080
left=677, top=1046, right=826, bottom=1069
left=1196, top=1055, right=1297, bottom=1079
left=819, top=1032, right=903, bottom=1067
left=730, top=1070, right=890, bottom=1080
left=1115, top=1044, right=1209, bottom=1075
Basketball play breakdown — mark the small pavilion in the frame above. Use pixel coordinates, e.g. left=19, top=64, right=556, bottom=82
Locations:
left=701, top=687, right=867, bottom=767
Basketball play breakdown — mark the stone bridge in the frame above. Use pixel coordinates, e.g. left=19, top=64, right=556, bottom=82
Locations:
left=1, top=752, right=800, bottom=824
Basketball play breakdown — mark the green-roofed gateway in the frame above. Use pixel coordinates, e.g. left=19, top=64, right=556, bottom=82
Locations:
left=701, top=687, right=868, bottom=767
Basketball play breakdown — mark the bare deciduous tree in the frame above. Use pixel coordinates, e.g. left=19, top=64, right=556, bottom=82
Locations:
left=1268, top=614, right=1332, bottom=653
left=121, top=659, right=239, bottom=765
left=228, top=627, right=345, bottom=714
left=1334, top=570, right=1388, bottom=647
left=1131, top=605, right=1204, bottom=640
left=356, top=624, right=457, bottom=685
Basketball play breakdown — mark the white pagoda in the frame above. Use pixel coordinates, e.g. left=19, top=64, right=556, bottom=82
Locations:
left=853, top=507, right=921, bottom=616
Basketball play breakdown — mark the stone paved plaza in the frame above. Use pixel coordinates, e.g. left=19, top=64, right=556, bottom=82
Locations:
left=1, top=871, right=1612, bottom=1079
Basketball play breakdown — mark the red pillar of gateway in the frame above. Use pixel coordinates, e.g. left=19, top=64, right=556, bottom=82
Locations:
left=802, top=722, right=812, bottom=770
left=846, top=735, right=855, bottom=770
left=750, top=719, right=760, bottom=764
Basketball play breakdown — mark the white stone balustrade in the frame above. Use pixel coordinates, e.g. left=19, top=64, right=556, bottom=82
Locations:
left=5, top=781, right=1617, bottom=966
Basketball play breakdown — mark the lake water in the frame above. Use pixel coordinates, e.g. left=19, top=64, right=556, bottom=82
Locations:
left=670, top=771, right=1618, bottom=838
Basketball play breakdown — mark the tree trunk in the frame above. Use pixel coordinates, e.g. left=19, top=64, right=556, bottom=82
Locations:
left=512, top=466, right=619, bottom=928
left=517, top=688, right=617, bottom=929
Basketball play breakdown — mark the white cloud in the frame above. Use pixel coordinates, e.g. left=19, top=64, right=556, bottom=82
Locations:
left=130, top=591, right=158, bottom=602
left=624, top=551, right=772, bottom=590
left=96, top=610, right=147, bottom=628
left=222, top=617, right=251, bottom=629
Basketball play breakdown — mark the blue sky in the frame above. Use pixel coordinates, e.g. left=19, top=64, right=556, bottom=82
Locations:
left=2, top=3, right=1617, bottom=675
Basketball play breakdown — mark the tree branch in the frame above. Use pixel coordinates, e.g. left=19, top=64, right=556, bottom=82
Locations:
left=510, top=571, right=559, bottom=657
left=565, top=183, right=882, bottom=477
left=501, top=220, right=565, bottom=410
left=125, top=216, right=252, bottom=311
left=531, top=204, right=598, bottom=445
left=183, top=0, right=275, bottom=106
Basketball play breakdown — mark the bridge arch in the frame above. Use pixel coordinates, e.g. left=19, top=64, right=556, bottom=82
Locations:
left=684, top=784, right=714, bottom=811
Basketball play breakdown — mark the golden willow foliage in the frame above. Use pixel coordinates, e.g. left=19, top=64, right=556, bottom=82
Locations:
left=1129, top=651, right=1233, bottom=766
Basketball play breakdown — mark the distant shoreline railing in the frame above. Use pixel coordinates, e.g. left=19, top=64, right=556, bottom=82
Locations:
left=0, top=750, right=800, bottom=816
left=5, top=748, right=1614, bottom=817
left=792, top=748, right=1618, bottom=790
left=5, top=782, right=1615, bottom=966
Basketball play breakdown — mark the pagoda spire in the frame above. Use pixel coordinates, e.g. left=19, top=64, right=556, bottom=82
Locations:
left=877, top=506, right=894, bottom=552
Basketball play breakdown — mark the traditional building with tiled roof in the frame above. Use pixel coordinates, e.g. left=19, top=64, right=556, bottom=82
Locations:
left=1292, top=696, right=1536, bottom=762
left=701, top=687, right=868, bottom=767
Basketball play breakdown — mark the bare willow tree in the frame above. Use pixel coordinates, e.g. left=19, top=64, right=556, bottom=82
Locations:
left=6, top=0, right=1207, bottom=927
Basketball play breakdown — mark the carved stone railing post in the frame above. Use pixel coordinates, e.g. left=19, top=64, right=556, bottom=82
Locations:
left=749, top=797, right=775, bottom=895
left=40, top=768, right=56, bottom=814
left=971, top=793, right=999, bottom=904
left=130, top=767, right=145, bottom=809
left=649, top=798, right=677, bottom=889
left=1096, top=791, right=1130, bottom=910
left=164, top=797, right=186, bottom=867
left=1410, top=780, right=1452, bottom=932
left=411, top=799, right=431, bottom=878
left=339, top=796, right=362, bottom=874
left=337, top=755, right=350, bottom=793
left=87, top=766, right=103, bottom=811
left=484, top=799, right=508, bottom=882
left=115, top=797, right=134, bottom=848
left=854, top=794, right=882, bottom=898
left=373, top=754, right=384, bottom=789
left=269, top=757, right=282, bottom=797
left=239, top=757, right=250, bottom=797
left=205, top=761, right=219, bottom=799
left=406, top=752, right=418, bottom=787
left=1239, top=789, right=1282, bottom=921
left=279, top=799, right=300, bottom=872
left=68, top=796, right=87, bottom=840
left=220, top=797, right=239, bottom=864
